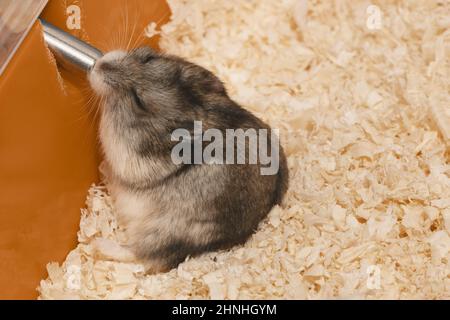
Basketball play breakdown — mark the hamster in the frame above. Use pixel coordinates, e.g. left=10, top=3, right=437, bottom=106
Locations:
left=89, top=47, right=288, bottom=273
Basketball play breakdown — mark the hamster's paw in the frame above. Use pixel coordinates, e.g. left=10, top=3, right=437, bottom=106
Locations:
left=142, top=259, right=172, bottom=275
left=92, top=238, right=136, bottom=262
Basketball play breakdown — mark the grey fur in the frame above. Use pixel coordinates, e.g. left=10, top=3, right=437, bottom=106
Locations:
left=89, top=47, right=288, bottom=272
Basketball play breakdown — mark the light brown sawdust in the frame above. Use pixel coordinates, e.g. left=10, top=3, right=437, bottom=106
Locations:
left=39, top=0, right=450, bottom=299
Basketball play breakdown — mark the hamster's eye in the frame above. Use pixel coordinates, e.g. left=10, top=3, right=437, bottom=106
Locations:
left=131, top=47, right=156, bottom=64
left=141, top=55, right=154, bottom=64
left=130, top=88, right=146, bottom=112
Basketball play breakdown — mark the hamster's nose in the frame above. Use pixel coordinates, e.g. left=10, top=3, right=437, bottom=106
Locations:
left=94, top=60, right=115, bottom=73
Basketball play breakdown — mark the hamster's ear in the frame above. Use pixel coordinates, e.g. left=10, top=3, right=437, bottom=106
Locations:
left=132, top=47, right=158, bottom=63
left=181, top=64, right=227, bottom=95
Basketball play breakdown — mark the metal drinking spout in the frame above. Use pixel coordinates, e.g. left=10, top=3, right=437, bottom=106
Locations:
left=40, top=19, right=103, bottom=72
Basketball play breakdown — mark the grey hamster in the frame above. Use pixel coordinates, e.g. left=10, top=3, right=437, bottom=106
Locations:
left=89, top=47, right=288, bottom=273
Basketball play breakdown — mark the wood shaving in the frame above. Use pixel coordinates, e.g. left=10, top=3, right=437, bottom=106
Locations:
left=144, top=22, right=160, bottom=38
left=39, top=0, right=450, bottom=299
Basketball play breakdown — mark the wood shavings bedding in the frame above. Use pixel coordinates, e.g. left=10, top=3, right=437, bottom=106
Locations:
left=38, top=0, right=450, bottom=299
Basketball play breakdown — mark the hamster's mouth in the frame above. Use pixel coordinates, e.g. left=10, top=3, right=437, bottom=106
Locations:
left=88, top=67, right=110, bottom=96
left=88, top=50, right=127, bottom=96
left=88, top=66, right=111, bottom=96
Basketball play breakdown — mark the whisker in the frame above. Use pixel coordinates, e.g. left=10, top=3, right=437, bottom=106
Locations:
left=122, top=0, right=130, bottom=50
left=131, top=6, right=148, bottom=50
left=127, top=6, right=139, bottom=51
left=138, top=9, right=171, bottom=50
